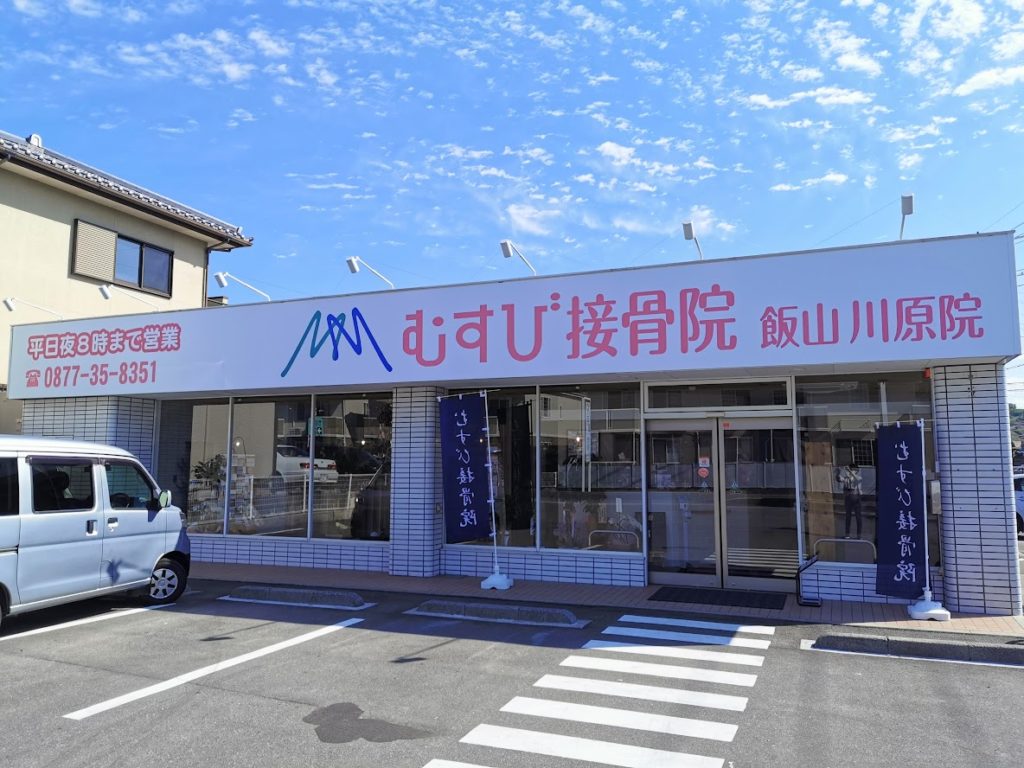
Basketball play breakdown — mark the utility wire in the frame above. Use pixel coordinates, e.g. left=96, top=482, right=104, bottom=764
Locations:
left=813, top=200, right=896, bottom=247
left=981, top=199, right=1024, bottom=231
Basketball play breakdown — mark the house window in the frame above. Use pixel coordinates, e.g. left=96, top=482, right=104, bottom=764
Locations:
left=73, top=220, right=174, bottom=296
left=115, top=236, right=172, bottom=295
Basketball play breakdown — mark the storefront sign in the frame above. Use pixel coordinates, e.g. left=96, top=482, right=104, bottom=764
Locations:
left=7, top=233, right=1018, bottom=399
left=439, top=393, right=493, bottom=543
left=875, top=422, right=927, bottom=599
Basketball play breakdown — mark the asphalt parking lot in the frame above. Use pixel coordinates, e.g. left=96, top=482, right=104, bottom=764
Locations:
left=2, top=579, right=1022, bottom=768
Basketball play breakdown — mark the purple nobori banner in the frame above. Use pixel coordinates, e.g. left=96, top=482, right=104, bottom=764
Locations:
left=875, top=422, right=927, bottom=599
left=439, top=393, right=493, bottom=543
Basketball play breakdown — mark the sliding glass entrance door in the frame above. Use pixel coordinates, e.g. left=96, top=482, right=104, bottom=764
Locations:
left=647, top=417, right=798, bottom=590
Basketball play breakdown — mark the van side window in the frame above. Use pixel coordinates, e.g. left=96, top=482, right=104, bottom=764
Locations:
left=105, top=462, right=156, bottom=509
left=31, top=461, right=95, bottom=512
left=0, top=458, right=18, bottom=516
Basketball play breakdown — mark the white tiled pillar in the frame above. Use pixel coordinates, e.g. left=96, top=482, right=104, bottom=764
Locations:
left=389, top=386, right=445, bottom=577
left=21, top=396, right=158, bottom=469
left=933, top=364, right=1023, bottom=615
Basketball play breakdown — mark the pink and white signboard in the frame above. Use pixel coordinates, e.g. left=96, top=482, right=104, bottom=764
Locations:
left=7, top=233, right=1019, bottom=400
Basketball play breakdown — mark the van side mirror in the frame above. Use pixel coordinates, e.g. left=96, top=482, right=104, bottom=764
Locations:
left=158, top=489, right=172, bottom=509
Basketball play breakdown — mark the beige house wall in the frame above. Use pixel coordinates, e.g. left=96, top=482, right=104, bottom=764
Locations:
left=0, top=166, right=211, bottom=390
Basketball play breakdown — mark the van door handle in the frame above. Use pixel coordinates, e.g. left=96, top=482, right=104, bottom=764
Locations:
left=86, top=519, right=98, bottom=536
left=107, top=517, right=119, bottom=528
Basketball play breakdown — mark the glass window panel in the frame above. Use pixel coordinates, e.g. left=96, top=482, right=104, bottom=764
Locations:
left=156, top=400, right=229, bottom=534
left=114, top=237, right=141, bottom=284
left=105, top=462, right=156, bottom=508
left=141, top=245, right=171, bottom=294
left=796, top=372, right=939, bottom=566
left=230, top=396, right=312, bottom=537
left=31, top=461, right=94, bottom=512
left=448, top=388, right=536, bottom=547
left=648, top=382, right=788, bottom=409
left=0, top=458, right=18, bottom=516
left=540, top=384, right=642, bottom=551
left=310, top=394, right=393, bottom=540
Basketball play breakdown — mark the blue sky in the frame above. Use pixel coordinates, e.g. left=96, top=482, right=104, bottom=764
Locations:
left=3, top=2, right=1024, bottom=333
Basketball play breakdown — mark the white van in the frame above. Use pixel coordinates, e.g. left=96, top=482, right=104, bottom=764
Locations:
left=0, top=436, right=190, bottom=630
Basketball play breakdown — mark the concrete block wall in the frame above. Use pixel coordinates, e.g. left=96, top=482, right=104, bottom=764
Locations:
left=800, top=563, right=943, bottom=605
left=443, top=546, right=647, bottom=586
left=933, top=364, right=1023, bottom=615
left=389, top=386, right=445, bottom=577
left=190, top=535, right=389, bottom=572
left=22, top=396, right=157, bottom=468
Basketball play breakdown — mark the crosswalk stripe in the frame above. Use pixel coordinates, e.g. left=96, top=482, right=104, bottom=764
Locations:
left=461, top=724, right=724, bottom=768
left=502, top=696, right=738, bottom=742
left=535, top=673, right=749, bottom=712
left=603, top=625, right=772, bottom=650
left=617, top=614, right=776, bottom=636
left=422, top=761, right=496, bottom=768
left=584, top=639, right=764, bottom=667
left=562, top=655, right=757, bottom=687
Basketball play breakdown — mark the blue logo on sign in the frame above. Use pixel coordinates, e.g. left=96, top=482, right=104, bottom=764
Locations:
left=281, top=308, right=393, bottom=378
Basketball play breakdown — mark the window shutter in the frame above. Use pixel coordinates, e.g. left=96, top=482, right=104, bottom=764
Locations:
left=72, top=219, right=116, bottom=281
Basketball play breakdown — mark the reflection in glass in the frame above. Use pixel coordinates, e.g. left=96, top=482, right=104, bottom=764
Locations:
left=311, top=394, right=392, bottom=540
left=156, top=400, right=229, bottom=534
left=721, top=427, right=798, bottom=579
left=647, top=430, right=717, bottom=574
left=229, top=396, right=312, bottom=536
left=539, top=384, right=642, bottom=551
left=796, top=373, right=939, bottom=565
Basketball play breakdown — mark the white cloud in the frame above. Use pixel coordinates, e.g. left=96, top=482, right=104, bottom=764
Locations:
left=953, top=66, right=1024, bottom=96
left=503, top=145, right=555, bottom=165
left=67, top=0, right=102, bottom=17
left=770, top=171, right=849, bottom=191
left=596, top=141, right=636, bottom=165
left=226, top=108, right=255, bottom=127
left=360, top=131, right=376, bottom=138
left=747, top=86, right=873, bottom=109
left=993, top=30, right=1024, bottom=60
left=443, top=144, right=493, bottom=160
left=574, top=173, right=596, bottom=184
left=809, top=19, right=884, bottom=78
left=686, top=205, right=736, bottom=237
left=780, top=63, right=824, bottom=82
left=12, top=0, right=46, bottom=16
left=881, top=115, right=955, bottom=141
left=507, top=203, right=560, bottom=235
left=249, top=29, right=293, bottom=58
left=864, top=174, right=877, bottom=188
left=306, top=58, right=339, bottom=90
left=898, top=152, right=923, bottom=170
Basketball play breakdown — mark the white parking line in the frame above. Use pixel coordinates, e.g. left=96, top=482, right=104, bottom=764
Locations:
left=64, top=617, right=363, bottom=720
left=501, top=696, right=738, bottom=741
left=617, top=614, right=776, bottom=636
left=461, top=724, right=723, bottom=768
left=561, top=655, right=758, bottom=687
left=422, top=761, right=497, bottom=768
left=535, top=673, right=749, bottom=712
left=0, top=605, right=171, bottom=643
left=583, top=639, right=765, bottom=667
left=603, top=625, right=772, bottom=650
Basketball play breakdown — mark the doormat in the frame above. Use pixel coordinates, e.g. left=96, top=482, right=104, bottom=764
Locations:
left=648, top=586, right=788, bottom=611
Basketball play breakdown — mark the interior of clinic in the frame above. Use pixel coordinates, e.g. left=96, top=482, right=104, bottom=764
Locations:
left=155, top=372, right=939, bottom=582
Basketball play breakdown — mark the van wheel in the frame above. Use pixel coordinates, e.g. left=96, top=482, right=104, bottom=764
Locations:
left=148, top=558, right=187, bottom=604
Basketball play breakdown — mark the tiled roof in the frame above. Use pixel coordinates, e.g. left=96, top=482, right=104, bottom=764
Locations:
left=0, top=129, right=252, bottom=250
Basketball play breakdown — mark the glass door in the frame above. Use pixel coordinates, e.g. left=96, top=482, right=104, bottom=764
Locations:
left=646, top=417, right=798, bottom=590
left=719, top=417, right=799, bottom=590
left=647, top=420, right=720, bottom=587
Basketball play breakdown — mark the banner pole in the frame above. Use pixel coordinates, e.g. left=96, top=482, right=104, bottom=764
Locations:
left=480, top=389, right=513, bottom=590
left=908, top=417, right=949, bottom=621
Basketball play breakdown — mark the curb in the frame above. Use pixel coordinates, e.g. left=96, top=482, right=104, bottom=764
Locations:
left=812, top=632, right=1024, bottom=665
left=223, top=585, right=371, bottom=610
left=406, top=599, right=589, bottom=628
